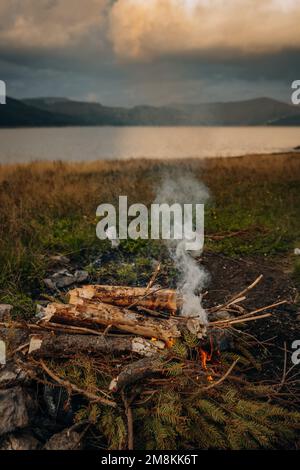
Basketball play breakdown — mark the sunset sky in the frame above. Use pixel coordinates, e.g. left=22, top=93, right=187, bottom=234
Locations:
left=0, top=0, right=300, bottom=105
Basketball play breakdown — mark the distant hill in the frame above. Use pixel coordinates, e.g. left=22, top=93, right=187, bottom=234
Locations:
left=0, top=97, right=80, bottom=127
left=170, top=98, right=300, bottom=125
left=0, top=96, right=299, bottom=127
left=23, top=98, right=185, bottom=125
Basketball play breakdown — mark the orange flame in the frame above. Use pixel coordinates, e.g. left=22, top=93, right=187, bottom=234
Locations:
left=165, top=338, right=175, bottom=349
left=199, top=336, right=214, bottom=382
left=151, top=337, right=175, bottom=348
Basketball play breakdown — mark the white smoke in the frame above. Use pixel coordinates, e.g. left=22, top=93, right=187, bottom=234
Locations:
left=154, top=174, right=210, bottom=324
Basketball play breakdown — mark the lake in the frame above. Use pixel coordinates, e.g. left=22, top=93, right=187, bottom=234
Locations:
left=0, top=126, right=299, bottom=163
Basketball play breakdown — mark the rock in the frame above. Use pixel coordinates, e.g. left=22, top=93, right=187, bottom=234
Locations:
left=44, top=428, right=82, bottom=450
left=44, top=269, right=89, bottom=290
left=74, top=270, right=89, bottom=283
left=209, top=310, right=233, bottom=322
left=0, top=386, right=31, bottom=436
left=0, top=361, right=28, bottom=389
left=43, top=278, right=57, bottom=290
left=43, top=385, right=73, bottom=424
left=0, top=327, right=30, bottom=354
left=294, top=248, right=300, bottom=256
left=0, top=304, right=13, bottom=321
left=0, top=431, right=40, bottom=450
left=49, top=255, right=70, bottom=266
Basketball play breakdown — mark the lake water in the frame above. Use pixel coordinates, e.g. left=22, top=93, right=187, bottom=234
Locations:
left=0, top=126, right=299, bottom=163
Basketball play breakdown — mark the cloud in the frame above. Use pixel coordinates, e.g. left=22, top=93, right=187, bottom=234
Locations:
left=0, top=0, right=108, bottom=49
left=109, top=0, right=300, bottom=61
left=0, top=0, right=299, bottom=104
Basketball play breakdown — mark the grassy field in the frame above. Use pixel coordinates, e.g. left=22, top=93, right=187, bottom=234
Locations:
left=0, top=152, right=299, bottom=317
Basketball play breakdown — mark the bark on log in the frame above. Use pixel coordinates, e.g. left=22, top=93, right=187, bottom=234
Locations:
left=109, top=356, right=162, bottom=392
left=42, top=301, right=182, bottom=342
left=28, top=334, right=165, bottom=358
left=1, top=327, right=165, bottom=358
left=68, top=285, right=182, bottom=314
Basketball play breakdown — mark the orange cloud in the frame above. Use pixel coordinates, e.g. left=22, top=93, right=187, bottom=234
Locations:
left=0, top=0, right=108, bottom=49
left=109, top=0, right=300, bottom=60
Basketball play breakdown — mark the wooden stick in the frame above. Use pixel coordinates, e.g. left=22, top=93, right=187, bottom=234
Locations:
left=220, top=313, right=272, bottom=326
left=122, top=393, right=134, bottom=450
left=210, top=300, right=286, bottom=325
left=203, top=359, right=239, bottom=390
left=146, top=262, right=161, bottom=290
left=208, top=275, right=263, bottom=313
left=39, top=360, right=116, bottom=408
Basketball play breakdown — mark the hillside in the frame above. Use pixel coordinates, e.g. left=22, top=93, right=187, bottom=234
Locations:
left=0, top=96, right=299, bottom=127
left=0, top=97, right=79, bottom=127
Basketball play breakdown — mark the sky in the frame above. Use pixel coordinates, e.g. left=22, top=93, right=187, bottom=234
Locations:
left=0, top=0, right=300, bottom=106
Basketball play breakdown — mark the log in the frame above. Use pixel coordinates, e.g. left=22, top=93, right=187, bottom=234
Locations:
left=68, top=285, right=182, bottom=314
left=42, top=301, right=182, bottom=342
left=109, top=356, right=162, bottom=392
left=1, top=327, right=165, bottom=358
left=28, top=334, right=165, bottom=358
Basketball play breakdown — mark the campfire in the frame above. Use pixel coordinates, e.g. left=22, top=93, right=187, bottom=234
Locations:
left=1, top=272, right=286, bottom=389
left=1, top=267, right=297, bottom=450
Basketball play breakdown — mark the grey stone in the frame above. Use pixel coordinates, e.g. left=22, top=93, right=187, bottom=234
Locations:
left=44, top=269, right=89, bottom=290
left=44, top=428, right=82, bottom=450
left=0, top=361, right=28, bottom=389
left=1, top=431, right=40, bottom=450
left=0, top=386, right=30, bottom=435
left=74, top=270, right=89, bottom=283
left=49, top=255, right=70, bottom=266
left=43, top=278, right=56, bottom=290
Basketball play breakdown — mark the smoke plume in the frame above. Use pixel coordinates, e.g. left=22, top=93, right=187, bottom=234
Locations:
left=155, top=173, right=210, bottom=324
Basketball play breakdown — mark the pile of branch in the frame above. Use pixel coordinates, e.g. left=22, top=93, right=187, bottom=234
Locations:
left=1, top=274, right=287, bottom=395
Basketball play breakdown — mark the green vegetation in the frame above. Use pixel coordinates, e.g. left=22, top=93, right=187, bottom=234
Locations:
left=46, top=334, right=300, bottom=450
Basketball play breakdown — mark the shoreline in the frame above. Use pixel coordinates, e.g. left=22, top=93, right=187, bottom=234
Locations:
left=0, top=150, right=300, bottom=168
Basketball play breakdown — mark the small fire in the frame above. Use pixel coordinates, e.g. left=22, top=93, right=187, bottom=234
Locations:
left=199, top=336, right=215, bottom=382
left=165, top=338, right=175, bottom=349
left=152, top=336, right=175, bottom=349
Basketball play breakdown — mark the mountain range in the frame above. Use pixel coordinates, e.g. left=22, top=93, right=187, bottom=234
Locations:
left=0, top=96, right=300, bottom=127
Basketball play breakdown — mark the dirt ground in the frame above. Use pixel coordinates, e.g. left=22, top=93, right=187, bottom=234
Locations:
left=202, top=251, right=299, bottom=382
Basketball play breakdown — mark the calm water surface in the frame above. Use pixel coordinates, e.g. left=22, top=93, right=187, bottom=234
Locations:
left=0, top=126, right=299, bottom=163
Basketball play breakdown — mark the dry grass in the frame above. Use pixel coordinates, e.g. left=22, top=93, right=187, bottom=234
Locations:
left=0, top=152, right=299, bottom=316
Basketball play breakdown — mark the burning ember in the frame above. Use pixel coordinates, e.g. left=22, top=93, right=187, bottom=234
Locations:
left=199, top=336, right=216, bottom=382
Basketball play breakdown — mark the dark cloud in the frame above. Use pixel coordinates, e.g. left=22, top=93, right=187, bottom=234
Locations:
left=0, top=0, right=299, bottom=105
